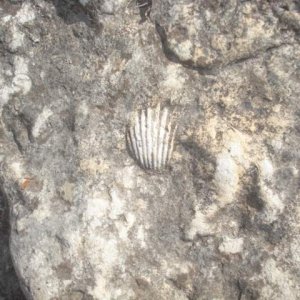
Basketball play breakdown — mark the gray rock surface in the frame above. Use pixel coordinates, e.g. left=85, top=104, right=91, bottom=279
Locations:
left=0, top=0, right=300, bottom=299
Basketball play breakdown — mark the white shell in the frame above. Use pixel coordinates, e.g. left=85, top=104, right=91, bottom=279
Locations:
left=127, top=104, right=178, bottom=170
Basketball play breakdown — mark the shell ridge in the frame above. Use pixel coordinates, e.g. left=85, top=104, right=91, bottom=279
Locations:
left=127, top=103, right=177, bottom=170
left=134, top=113, right=144, bottom=167
left=140, top=110, right=148, bottom=169
left=146, top=107, right=153, bottom=169
left=153, top=104, right=160, bottom=170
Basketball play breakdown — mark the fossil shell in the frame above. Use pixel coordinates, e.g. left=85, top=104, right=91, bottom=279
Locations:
left=127, top=104, right=177, bottom=170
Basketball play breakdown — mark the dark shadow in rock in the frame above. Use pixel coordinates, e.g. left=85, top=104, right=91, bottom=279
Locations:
left=244, top=165, right=265, bottom=211
left=0, top=192, right=26, bottom=300
left=52, top=0, right=94, bottom=27
left=180, top=139, right=216, bottom=198
left=137, top=0, right=152, bottom=23
left=258, top=220, right=287, bottom=245
left=154, top=22, right=191, bottom=66
left=236, top=279, right=260, bottom=300
left=180, top=140, right=214, bottom=164
left=154, top=22, right=220, bottom=75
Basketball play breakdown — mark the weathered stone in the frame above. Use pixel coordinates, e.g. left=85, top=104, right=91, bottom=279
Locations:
left=0, top=0, right=299, bottom=299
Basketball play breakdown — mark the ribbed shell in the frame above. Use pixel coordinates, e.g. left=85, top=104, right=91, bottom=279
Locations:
left=127, top=104, right=177, bottom=170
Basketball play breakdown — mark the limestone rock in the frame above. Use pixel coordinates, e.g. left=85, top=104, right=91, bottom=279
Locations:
left=0, top=0, right=299, bottom=299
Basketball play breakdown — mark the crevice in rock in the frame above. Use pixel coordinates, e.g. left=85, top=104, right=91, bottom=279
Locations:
left=155, top=20, right=293, bottom=75
left=11, top=130, right=24, bottom=153
left=244, top=165, right=265, bottom=211
left=154, top=22, right=216, bottom=74
left=237, top=279, right=245, bottom=300
left=0, top=189, right=26, bottom=300
left=2, top=105, right=34, bottom=153
left=137, top=0, right=152, bottom=23
left=236, top=279, right=260, bottom=300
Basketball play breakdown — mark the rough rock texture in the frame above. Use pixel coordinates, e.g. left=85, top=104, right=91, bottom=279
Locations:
left=0, top=0, right=300, bottom=299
